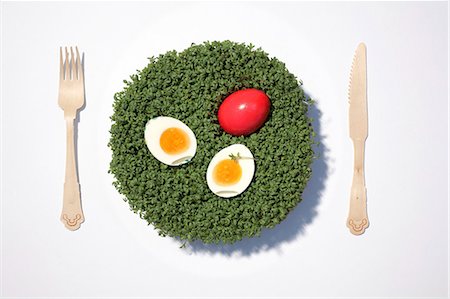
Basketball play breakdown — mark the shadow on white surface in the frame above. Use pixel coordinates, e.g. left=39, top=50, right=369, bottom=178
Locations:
left=187, top=101, right=329, bottom=255
left=73, top=52, right=87, bottom=181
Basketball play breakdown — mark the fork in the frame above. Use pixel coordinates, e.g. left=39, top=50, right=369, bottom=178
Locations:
left=58, top=46, right=85, bottom=230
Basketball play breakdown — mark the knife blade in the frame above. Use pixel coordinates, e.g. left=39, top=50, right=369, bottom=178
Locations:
left=347, top=42, right=369, bottom=235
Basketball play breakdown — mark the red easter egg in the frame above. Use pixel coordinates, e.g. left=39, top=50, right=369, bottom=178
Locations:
left=218, top=89, right=271, bottom=136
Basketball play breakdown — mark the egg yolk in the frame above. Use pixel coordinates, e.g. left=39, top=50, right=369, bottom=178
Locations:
left=160, top=127, right=190, bottom=154
left=213, top=159, right=242, bottom=186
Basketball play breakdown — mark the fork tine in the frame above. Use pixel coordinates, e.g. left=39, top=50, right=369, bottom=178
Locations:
left=75, top=46, right=81, bottom=81
left=60, top=47, right=64, bottom=81
left=70, top=47, right=75, bottom=80
left=64, top=47, right=70, bottom=80
left=77, top=47, right=84, bottom=82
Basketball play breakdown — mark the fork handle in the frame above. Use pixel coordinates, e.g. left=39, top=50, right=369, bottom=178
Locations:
left=347, top=140, right=369, bottom=235
left=60, top=118, right=84, bottom=230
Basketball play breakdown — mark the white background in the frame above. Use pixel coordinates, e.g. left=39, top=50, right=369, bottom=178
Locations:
left=1, top=1, right=448, bottom=298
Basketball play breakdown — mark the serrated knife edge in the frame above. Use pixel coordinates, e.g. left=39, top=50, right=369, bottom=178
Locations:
left=349, top=43, right=368, bottom=141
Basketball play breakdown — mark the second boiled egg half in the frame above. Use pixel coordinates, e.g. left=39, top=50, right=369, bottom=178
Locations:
left=144, top=116, right=197, bottom=166
left=206, top=144, right=255, bottom=198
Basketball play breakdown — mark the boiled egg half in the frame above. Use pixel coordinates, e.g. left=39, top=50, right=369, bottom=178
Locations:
left=206, top=144, right=255, bottom=198
left=144, top=116, right=197, bottom=166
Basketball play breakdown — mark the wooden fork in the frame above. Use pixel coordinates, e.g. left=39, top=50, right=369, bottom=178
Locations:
left=58, top=46, right=85, bottom=230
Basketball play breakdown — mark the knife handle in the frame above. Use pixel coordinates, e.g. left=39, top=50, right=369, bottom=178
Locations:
left=347, top=140, right=369, bottom=235
left=347, top=183, right=369, bottom=235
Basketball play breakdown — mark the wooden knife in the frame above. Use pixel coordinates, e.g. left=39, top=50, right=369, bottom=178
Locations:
left=347, top=43, right=369, bottom=235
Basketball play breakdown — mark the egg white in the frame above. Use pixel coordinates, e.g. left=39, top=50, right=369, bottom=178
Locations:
left=206, top=144, right=255, bottom=198
left=144, top=116, right=197, bottom=166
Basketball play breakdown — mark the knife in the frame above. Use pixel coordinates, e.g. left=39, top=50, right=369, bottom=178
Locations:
left=347, top=43, right=369, bottom=235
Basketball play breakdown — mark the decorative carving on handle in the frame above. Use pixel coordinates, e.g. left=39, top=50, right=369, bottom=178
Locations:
left=61, top=213, right=83, bottom=230
left=347, top=218, right=369, bottom=235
